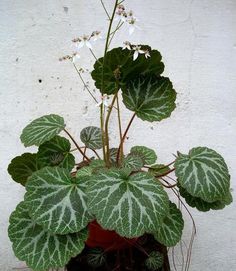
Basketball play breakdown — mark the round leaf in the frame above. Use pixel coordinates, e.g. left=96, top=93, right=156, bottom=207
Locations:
left=25, top=167, right=93, bottom=234
left=8, top=201, right=88, bottom=271
left=87, top=169, right=169, bottom=238
left=7, top=153, right=40, bottom=186
left=37, top=135, right=75, bottom=171
left=122, top=154, right=143, bottom=171
left=175, top=147, right=231, bottom=202
left=20, top=114, right=65, bottom=147
left=80, top=126, right=103, bottom=149
left=91, top=46, right=165, bottom=95
left=130, top=146, right=157, bottom=165
left=153, top=202, right=184, bottom=247
left=122, top=76, right=176, bottom=122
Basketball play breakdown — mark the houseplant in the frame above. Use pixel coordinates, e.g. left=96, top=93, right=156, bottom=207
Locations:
left=7, top=1, right=232, bottom=270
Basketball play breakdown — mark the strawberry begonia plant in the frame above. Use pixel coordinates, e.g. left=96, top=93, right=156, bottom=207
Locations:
left=8, top=1, right=232, bottom=270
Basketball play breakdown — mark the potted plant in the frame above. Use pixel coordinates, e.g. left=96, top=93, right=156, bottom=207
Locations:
left=7, top=1, right=232, bottom=271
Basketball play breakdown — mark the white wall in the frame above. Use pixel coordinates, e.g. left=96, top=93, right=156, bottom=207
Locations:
left=0, top=0, right=235, bottom=270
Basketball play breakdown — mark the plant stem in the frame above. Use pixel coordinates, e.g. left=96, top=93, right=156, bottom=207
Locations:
left=100, top=0, right=119, bottom=163
left=155, top=168, right=175, bottom=178
left=73, top=63, right=98, bottom=103
left=100, top=0, right=111, bottom=20
left=116, top=113, right=136, bottom=164
left=104, top=93, right=118, bottom=166
left=108, top=20, right=124, bottom=48
left=116, top=95, right=123, bottom=159
left=63, top=128, right=90, bottom=162
left=89, top=48, right=98, bottom=61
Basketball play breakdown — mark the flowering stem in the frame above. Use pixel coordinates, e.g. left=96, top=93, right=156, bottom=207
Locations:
left=89, top=48, right=98, bottom=60
left=104, top=93, right=118, bottom=167
left=108, top=20, right=124, bottom=48
left=116, top=95, right=123, bottom=160
left=63, top=129, right=90, bottom=162
left=100, top=104, right=106, bottom=162
left=73, top=63, right=98, bottom=103
left=100, top=0, right=111, bottom=20
left=116, top=113, right=136, bottom=164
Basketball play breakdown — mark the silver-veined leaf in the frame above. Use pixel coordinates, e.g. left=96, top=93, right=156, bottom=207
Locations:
left=145, top=251, right=164, bottom=270
left=8, top=201, right=88, bottom=271
left=153, top=202, right=184, bottom=247
left=76, top=166, right=93, bottom=178
left=80, top=126, right=102, bottom=149
left=87, top=169, right=169, bottom=238
left=25, top=167, right=93, bottom=234
left=7, top=153, right=40, bottom=186
left=122, top=76, right=176, bottom=122
left=178, top=185, right=233, bottom=212
left=20, top=114, right=65, bottom=147
left=175, top=147, right=230, bottom=202
left=122, top=154, right=143, bottom=171
left=37, top=135, right=75, bottom=171
left=130, top=146, right=157, bottom=165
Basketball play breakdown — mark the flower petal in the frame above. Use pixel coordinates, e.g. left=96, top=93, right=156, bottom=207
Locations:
left=133, top=51, right=139, bottom=61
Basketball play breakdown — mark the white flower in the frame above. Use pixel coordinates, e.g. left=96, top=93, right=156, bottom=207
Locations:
left=144, top=49, right=151, bottom=59
left=122, top=41, right=132, bottom=50
left=132, top=45, right=144, bottom=61
left=115, top=10, right=127, bottom=22
left=96, top=95, right=109, bottom=107
left=91, top=31, right=103, bottom=41
left=76, top=35, right=92, bottom=50
left=72, top=53, right=81, bottom=63
left=127, top=17, right=140, bottom=35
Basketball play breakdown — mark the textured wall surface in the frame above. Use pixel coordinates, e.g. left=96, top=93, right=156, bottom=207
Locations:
left=0, top=0, right=236, bottom=270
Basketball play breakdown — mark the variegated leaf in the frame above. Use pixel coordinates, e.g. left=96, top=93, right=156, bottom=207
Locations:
left=154, top=202, right=184, bottom=247
left=130, top=146, right=157, bottom=165
left=80, top=126, right=103, bottom=149
left=122, top=76, right=176, bottom=122
left=7, top=153, right=40, bottom=186
left=37, top=135, right=75, bottom=171
left=175, top=147, right=230, bottom=202
left=87, top=169, right=169, bottom=238
left=122, top=154, right=143, bottom=171
left=20, top=114, right=65, bottom=147
left=8, top=201, right=88, bottom=271
left=25, top=167, right=93, bottom=234
left=178, top=185, right=233, bottom=212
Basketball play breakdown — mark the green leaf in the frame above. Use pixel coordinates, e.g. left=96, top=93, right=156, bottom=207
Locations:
left=175, top=147, right=231, bottom=202
left=122, top=75, right=176, bottom=122
left=91, top=46, right=164, bottom=94
left=7, top=153, right=40, bottom=186
left=80, top=126, right=103, bottom=150
left=25, top=167, right=93, bottom=234
left=148, top=164, right=171, bottom=176
left=154, top=202, right=184, bottom=247
left=37, top=135, right=75, bottom=171
left=130, top=146, right=157, bottom=165
left=87, top=169, right=169, bottom=238
left=87, top=248, right=106, bottom=268
left=109, top=148, right=119, bottom=163
left=122, top=154, right=143, bottom=171
left=20, top=114, right=65, bottom=147
left=178, top=185, right=233, bottom=212
left=8, top=201, right=88, bottom=271
left=145, top=251, right=164, bottom=270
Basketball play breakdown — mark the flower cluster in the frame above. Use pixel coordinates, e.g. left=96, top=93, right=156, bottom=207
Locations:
left=115, top=4, right=140, bottom=35
left=122, top=42, right=151, bottom=61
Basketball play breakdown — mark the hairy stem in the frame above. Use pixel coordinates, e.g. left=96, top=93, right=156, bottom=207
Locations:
left=116, top=95, right=123, bottom=160
left=73, top=63, right=98, bottom=103
left=104, top=93, right=118, bottom=166
left=63, top=129, right=90, bottom=162
left=116, top=113, right=136, bottom=164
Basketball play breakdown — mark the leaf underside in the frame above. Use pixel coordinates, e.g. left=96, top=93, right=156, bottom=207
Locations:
left=8, top=201, right=88, bottom=271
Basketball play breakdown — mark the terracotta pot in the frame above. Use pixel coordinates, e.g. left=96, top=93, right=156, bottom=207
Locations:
left=86, top=220, right=138, bottom=250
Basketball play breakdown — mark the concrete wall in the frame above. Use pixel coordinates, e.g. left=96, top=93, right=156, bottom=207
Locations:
left=0, top=0, right=235, bottom=270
